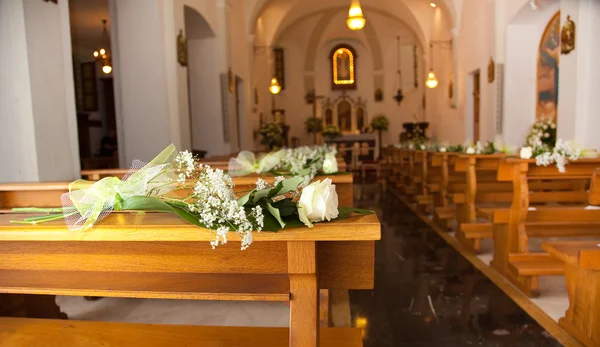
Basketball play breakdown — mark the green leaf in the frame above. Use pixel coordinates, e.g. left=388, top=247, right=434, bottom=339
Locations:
left=261, top=210, right=283, bottom=232
left=266, top=201, right=286, bottom=228
left=169, top=205, right=207, bottom=228
left=336, top=207, right=374, bottom=220
left=268, top=176, right=304, bottom=198
left=121, top=196, right=173, bottom=212
left=270, top=198, right=298, bottom=217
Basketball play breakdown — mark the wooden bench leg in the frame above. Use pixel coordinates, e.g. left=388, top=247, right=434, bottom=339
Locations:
left=559, top=263, right=600, bottom=347
left=288, top=241, right=319, bottom=347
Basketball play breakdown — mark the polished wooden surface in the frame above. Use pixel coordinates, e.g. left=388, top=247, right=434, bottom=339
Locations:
left=0, top=208, right=378, bottom=347
left=0, top=213, right=379, bottom=241
left=0, top=318, right=364, bottom=347
left=0, top=173, right=354, bottom=209
left=544, top=241, right=600, bottom=347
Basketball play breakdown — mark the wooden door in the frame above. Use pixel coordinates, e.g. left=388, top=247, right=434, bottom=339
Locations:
left=473, top=70, right=481, bottom=142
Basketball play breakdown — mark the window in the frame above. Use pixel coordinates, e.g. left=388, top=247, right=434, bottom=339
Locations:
left=331, top=45, right=357, bottom=90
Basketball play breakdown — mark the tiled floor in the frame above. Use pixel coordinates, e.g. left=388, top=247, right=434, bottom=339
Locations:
left=55, top=178, right=562, bottom=346
left=349, top=178, right=561, bottom=346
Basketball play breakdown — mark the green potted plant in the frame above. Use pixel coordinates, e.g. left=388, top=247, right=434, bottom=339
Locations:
left=258, top=121, right=283, bottom=150
left=370, top=114, right=389, bottom=159
left=322, top=125, right=342, bottom=141
left=305, top=117, right=323, bottom=145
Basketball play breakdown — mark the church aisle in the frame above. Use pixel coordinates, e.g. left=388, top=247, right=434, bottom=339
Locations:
left=349, top=179, right=561, bottom=347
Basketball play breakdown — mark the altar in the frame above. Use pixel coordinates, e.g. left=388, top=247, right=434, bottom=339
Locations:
left=325, top=133, right=378, bottom=164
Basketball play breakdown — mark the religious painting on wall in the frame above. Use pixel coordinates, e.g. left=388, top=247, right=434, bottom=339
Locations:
left=331, top=45, right=357, bottom=90
left=536, top=11, right=560, bottom=120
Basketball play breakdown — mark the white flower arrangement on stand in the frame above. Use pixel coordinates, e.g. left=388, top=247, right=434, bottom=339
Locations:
left=13, top=145, right=370, bottom=250
left=525, top=118, right=557, bottom=152
left=520, top=118, right=580, bottom=172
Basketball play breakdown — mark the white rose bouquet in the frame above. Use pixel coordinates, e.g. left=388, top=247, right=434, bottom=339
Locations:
left=229, top=145, right=340, bottom=179
left=13, top=145, right=370, bottom=250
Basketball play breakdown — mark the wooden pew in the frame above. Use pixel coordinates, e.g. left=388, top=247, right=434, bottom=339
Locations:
left=0, top=176, right=353, bottom=210
left=432, top=153, right=466, bottom=229
left=490, top=158, right=600, bottom=296
left=0, top=318, right=363, bottom=347
left=81, top=158, right=347, bottom=181
left=0, top=212, right=380, bottom=347
left=543, top=241, right=600, bottom=347
left=452, top=154, right=511, bottom=252
left=0, top=182, right=69, bottom=210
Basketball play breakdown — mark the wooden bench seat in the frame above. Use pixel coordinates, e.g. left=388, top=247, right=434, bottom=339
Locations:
left=507, top=253, right=565, bottom=276
left=0, top=318, right=364, bottom=347
left=0, top=213, right=379, bottom=347
left=490, top=160, right=600, bottom=297
left=543, top=241, right=600, bottom=347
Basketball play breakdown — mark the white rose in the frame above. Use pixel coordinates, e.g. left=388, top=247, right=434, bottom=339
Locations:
left=439, top=147, right=447, bottom=153
left=544, top=132, right=550, bottom=138
left=322, top=152, right=338, bottom=174
left=520, top=146, right=533, bottom=159
left=297, top=179, right=339, bottom=228
left=420, top=144, right=426, bottom=150
left=466, top=147, right=476, bottom=154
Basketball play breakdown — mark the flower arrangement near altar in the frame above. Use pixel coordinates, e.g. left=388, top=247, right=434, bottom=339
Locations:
left=258, top=121, right=283, bottom=150
left=12, top=145, right=369, bottom=250
left=228, top=145, right=339, bottom=179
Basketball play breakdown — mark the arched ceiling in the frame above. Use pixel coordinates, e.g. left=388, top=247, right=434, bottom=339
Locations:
left=247, top=0, right=457, bottom=49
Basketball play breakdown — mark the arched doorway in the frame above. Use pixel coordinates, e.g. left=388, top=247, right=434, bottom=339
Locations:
left=184, top=6, right=220, bottom=156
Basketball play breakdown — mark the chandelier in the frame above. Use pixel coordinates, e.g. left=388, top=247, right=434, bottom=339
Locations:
left=269, top=77, right=281, bottom=95
left=93, top=20, right=112, bottom=75
left=425, top=43, right=438, bottom=89
left=347, top=0, right=366, bottom=31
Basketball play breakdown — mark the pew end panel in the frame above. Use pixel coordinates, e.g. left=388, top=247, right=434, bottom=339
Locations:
left=543, top=241, right=600, bottom=347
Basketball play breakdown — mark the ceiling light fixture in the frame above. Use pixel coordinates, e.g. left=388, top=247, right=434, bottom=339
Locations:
left=347, top=0, right=366, bottom=31
left=426, top=43, right=439, bottom=89
left=93, top=19, right=112, bottom=75
left=269, top=77, right=281, bottom=95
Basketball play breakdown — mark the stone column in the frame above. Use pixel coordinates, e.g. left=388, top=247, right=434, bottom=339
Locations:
left=0, top=0, right=79, bottom=182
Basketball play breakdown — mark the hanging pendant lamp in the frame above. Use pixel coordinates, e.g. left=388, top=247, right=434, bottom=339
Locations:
left=426, top=43, right=439, bottom=89
left=347, top=0, right=366, bottom=31
left=93, top=20, right=112, bottom=75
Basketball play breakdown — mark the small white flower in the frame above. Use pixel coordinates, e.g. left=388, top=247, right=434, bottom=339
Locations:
left=439, top=147, right=447, bottom=153
left=420, top=144, right=426, bottom=150
left=297, top=179, right=339, bottom=228
left=466, top=147, right=476, bottom=154
left=520, top=146, right=533, bottom=159
left=255, top=178, right=269, bottom=190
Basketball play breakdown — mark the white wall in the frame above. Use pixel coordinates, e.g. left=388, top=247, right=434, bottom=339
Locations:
left=557, top=0, right=600, bottom=149
left=0, top=0, right=79, bottom=183
left=503, top=1, right=560, bottom=146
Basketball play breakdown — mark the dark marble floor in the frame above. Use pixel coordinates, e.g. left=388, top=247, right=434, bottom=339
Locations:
left=349, top=178, right=561, bottom=347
